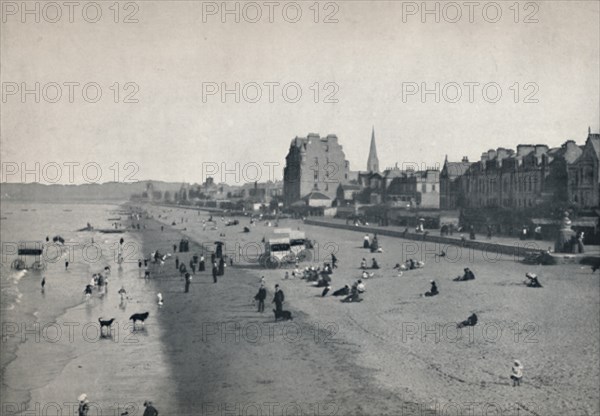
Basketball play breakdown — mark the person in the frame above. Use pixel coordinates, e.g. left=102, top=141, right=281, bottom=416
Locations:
left=343, top=280, right=365, bottom=302
left=254, top=283, right=267, bottom=312
left=332, top=285, right=350, bottom=296
left=175, top=256, right=179, bottom=270
left=331, top=253, right=338, bottom=268
left=138, top=259, right=142, bottom=269
left=284, top=271, right=289, bottom=279
left=360, top=258, right=367, bottom=269
left=534, top=225, right=542, bottom=240
left=84, top=284, right=93, bottom=299
left=321, top=285, right=331, bottom=297
left=78, top=394, right=90, bottom=416
left=576, top=231, right=585, bottom=253
left=161, top=225, right=164, bottom=232
left=143, top=400, right=159, bottom=416
left=424, top=280, right=438, bottom=297
left=173, top=244, right=177, bottom=253
left=370, top=235, right=379, bottom=252
left=212, top=262, right=218, bottom=283
left=486, top=225, right=492, bottom=239
left=65, top=260, right=69, bottom=270
left=218, top=257, right=225, bottom=276
left=184, top=272, right=192, bottom=293
left=457, top=313, right=478, bottom=328
left=511, top=360, right=523, bottom=387
left=190, top=259, right=196, bottom=274
left=520, top=227, right=528, bottom=241
left=157, top=293, right=163, bottom=307
left=469, top=225, right=476, bottom=240
left=371, top=258, right=380, bottom=269
left=199, top=255, right=205, bottom=272
left=363, top=234, right=370, bottom=249
left=272, top=284, right=285, bottom=313
left=454, top=268, right=475, bottom=281
left=118, top=286, right=127, bottom=301
left=525, top=272, right=542, bottom=288
left=41, top=277, right=46, bottom=290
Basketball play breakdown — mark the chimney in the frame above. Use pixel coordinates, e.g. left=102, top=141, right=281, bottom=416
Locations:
left=481, top=152, right=489, bottom=163
left=534, top=145, right=549, bottom=157
left=487, top=149, right=497, bottom=160
left=517, top=145, right=535, bottom=157
left=461, top=156, right=469, bottom=163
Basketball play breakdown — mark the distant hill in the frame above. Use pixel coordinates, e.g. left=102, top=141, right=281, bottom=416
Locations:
left=0, top=181, right=184, bottom=202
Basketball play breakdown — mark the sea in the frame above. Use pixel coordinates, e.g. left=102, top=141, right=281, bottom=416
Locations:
left=0, top=200, right=143, bottom=413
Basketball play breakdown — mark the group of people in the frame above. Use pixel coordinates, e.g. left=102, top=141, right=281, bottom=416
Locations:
left=77, top=394, right=158, bottom=416
left=363, top=233, right=381, bottom=252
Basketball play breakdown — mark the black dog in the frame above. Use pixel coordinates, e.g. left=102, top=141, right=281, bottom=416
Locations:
left=130, top=312, right=149, bottom=328
left=273, top=309, right=293, bottom=321
left=98, top=317, right=115, bottom=336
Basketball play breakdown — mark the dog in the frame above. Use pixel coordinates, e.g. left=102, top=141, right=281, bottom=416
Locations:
left=130, top=312, right=149, bottom=328
left=98, top=317, right=115, bottom=336
left=273, top=309, right=293, bottom=321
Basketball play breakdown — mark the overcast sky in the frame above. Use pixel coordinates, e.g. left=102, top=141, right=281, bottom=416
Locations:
left=1, top=0, right=599, bottom=185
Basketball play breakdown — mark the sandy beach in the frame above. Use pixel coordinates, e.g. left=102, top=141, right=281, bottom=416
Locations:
left=3, top=203, right=598, bottom=416
left=140, top=204, right=599, bottom=416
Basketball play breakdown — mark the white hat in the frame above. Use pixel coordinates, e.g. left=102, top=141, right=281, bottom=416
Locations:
left=78, top=393, right=87, bottom=402
left=526, top=272, right=537, bottom=279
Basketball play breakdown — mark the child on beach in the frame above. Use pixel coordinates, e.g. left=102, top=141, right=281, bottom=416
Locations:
left=78, top=394, right=89, bottom=416
left=511, top=360, right=523, bottom=386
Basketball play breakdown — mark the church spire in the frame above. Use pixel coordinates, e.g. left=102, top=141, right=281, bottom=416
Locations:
left=367, top=126, right=379, bottom=173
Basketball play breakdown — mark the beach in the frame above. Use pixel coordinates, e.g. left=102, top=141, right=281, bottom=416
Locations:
left=2, top=202, right=599, bottom=415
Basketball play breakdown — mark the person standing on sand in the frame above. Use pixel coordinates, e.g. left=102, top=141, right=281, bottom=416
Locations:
left=41, top=277, right=46, bottom=291
left=175, top=256, right=179, bottom=270
left=184, top=272, right=192, bottom=293
left=65, top=260, right=69, bottom=270
left=255, top=283, right=267, bottom=312
left=212, top=262, right=218, bottom=283
left=199, top=255, right=205, bottom=272
left=78, top=394, right=89, bottom=416
left=190, top=259, right=196, bottom=274
left=218, top=257, right=225, bottom=276
left=143, top=400, right=159, bottom=416
left=272, top=284, right=285, bottom=313
left=511, top=360, right=523, bottom=386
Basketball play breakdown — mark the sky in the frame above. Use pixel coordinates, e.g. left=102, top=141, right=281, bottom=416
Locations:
left=1, top=0, right=599, bottom=185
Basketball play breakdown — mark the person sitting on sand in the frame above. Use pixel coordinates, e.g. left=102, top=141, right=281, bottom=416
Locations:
left=142, top=400, right=159, bottom=416
left=360, top=258, right=367, bottom=269
left=457, top=313, right=478, bottom=328
left=409, top=259, right=415, bottom=270
left=371, top=258, right=380, bottom=269
left=84, top=284, right=93, bottom=299
left=361, top=270, right=374, bottom=279
left=454, top=268, right=475, bottom=281
left=525, top=272, right=542, bottom=288
left=332, top=285, right=350, bottom=296
left=511, top=360, right=523, bottom=387
left=424, top=280, right=438, bottom=297
left=343, top=280, right=365, bottom=302
left=321, top=285, right=331, bottom=297
left=118, top=286, right=127, bottom=301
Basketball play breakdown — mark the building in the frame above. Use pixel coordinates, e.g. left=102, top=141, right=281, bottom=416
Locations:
left=366, top=127, right=379, bottom=173
left=568, top=129, right=600, bottom=208
left=283, top=133, right=351, bottom=206
left=386, top=169, right=440, bottom=209
left=451, top=133, right=597, bottom=210
left=440, top=156, right=472, bottom=209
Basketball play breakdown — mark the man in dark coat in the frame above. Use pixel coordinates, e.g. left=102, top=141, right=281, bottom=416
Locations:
left=184, top=272, right=191, bottom=293
left=272, top=284, right=284, bottom=313
left=254, top=284, right=267, bottom=312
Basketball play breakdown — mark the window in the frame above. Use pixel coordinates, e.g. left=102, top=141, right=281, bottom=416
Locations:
left=432, top=184, right=436, bottom=191
left=421, top=184, right=426, bottom=193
